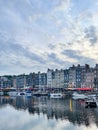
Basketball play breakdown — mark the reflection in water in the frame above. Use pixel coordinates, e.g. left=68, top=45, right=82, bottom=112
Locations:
left=0, top=96, right=98, bottom=130
left=70, top=99, right=72, bottom=112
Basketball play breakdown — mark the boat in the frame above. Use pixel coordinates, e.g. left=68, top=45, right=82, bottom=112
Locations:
left=50, top=93, right=63, bottom=99
left=7, top=88, right=18, bottom=96
left=25, top=90, right=32, bottom=97
left=17, top=91, right=26, bottom=96
left=17, top=90, right=32, bottom=97
left=85, top=97, right=98, bottom=108
left=72, top=92, right=88, bottom=100
left=87, top=94, right=96, bottom=99
left=8, top=91, right=18, bottom=96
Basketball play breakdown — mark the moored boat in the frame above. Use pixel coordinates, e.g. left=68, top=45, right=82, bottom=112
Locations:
left=72, top=92, right=88, bottom=100
left=25, top=90, right=32, bottom=97
left=50, top=93, right=63, bottom=99
left=8, top=91, right=18, bottom=96
left=17, top=91, right=26, bottom=96
left=85, top=97, right=98, bottom=108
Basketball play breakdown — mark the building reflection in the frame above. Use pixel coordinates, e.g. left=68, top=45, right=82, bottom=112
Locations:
left=0, top=96, right=98, bottom=127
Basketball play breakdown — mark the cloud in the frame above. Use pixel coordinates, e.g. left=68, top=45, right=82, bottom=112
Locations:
left=54, top=0, right=72, bottom=12
left=62, top=50, right=83, bottom=59
left=0, top=0, right=98, bottom=74
left=84, top=25, right=98, bottom=44
left=48, top=53, right=66, bottom=65
left=62, top=49, right=95, bottom=66
left=0, top=37, right=48, bottom=74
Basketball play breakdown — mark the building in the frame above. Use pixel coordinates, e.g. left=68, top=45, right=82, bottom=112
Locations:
left=52, top=69, right=61, bottom=88
left=76, top=64, right=82, bottom=87
left=52, top=69, right=64, bottom=88
left=1, top=63, right=98, bottom=90
left=64, top=69, right=69, bottom=88
left=38, top=72, right=47, bottom=88
left=81, top=64, right=90, bottom=87
left=59, top=69, right=65, bottom=88
left=68, top=65, right=76, bottom=88
left=84, top=69, right=94, bottom=88
left=15, top=74, right=27, bottom=89
left=47, top=69, right=54, bottom=88
left=0, top=76, right=12, bottom=88
left=47, top=69, right=65, bottom=89
left=27, top=73, right=36, bottom=88
left=94, top=64, right=98, bottom=89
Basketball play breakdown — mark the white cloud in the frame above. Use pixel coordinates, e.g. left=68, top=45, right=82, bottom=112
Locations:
left=54, top=0, right=72, bottom=12
left=0, top=0, right=98, bottom=74
left=92, top=11, right=98, bottom=26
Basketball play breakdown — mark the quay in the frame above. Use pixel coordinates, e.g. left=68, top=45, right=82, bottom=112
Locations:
left=0, top=87, right=97, bottom=97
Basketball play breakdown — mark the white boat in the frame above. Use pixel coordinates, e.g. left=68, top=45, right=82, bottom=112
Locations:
left=8, top=91, right=18, bottom=96
left=72, top=92, right=87, bottom=100
left=17, top=91, right=26, bottom=96
left=7, top=88, right=18, bottom=96
left=87, top=94, right=96, bottom=99
left=50, top=93, right=63, bottom=99
left=25, top=90, right=32, bottom=97
left=17, top=90, right=32, bottom=96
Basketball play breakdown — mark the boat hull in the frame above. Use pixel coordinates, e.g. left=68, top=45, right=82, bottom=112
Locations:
left=50, top=93, right=63, bottom=99
left=72, top=92, right=87, bottom=100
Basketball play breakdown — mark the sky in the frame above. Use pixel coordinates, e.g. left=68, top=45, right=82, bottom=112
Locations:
left=0, top=0, right=98, bottom=75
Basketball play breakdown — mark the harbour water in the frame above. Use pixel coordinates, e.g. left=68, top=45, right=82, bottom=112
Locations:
left=0, top=96, right=98, bottom=130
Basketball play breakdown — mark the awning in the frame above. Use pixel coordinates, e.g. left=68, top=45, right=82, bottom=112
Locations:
left=76, top=87, right=93, bottom=91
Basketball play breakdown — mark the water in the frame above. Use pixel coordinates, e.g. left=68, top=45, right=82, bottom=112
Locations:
left=0, top=96, right=98, bottom=130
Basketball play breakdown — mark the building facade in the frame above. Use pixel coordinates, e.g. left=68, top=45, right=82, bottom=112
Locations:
left=68, top=65, right=76, bottom=88
left=64, top=69, right=69, bottom=88
left=94, top=64, right=98, bottom=89
left=47, top=69, right=54, bottom=88
left=15, top=74, right=27, bottom=89
left=0, top=76, right=13, bottom=88
left=1, top=64, right=98, bottom=90
left=38, top=72, right=47, bottom=88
